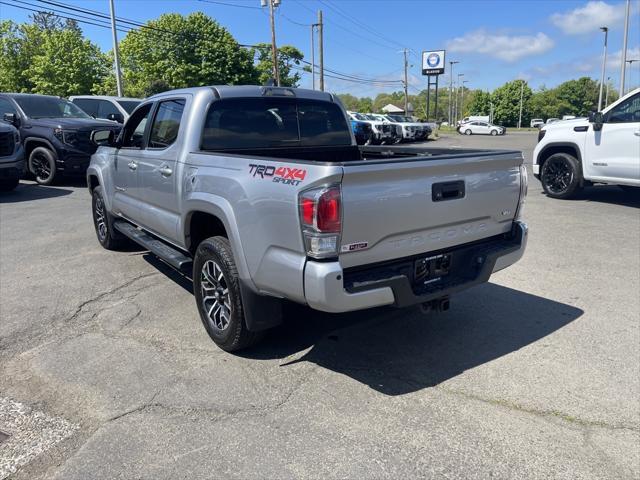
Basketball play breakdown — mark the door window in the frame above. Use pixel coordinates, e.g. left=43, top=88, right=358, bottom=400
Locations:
left=606, top=93, right=640, bottom=123
left=148, top=99, right=185, bottom=149
left=120, top=103, right=153, bottom=148
left=97, top=100, right=121, bottom=119
left=72, top=99, right=99, bottom=117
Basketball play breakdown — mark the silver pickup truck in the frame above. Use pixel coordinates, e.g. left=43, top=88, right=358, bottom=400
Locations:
left=87, top=86, right=528, bottom=351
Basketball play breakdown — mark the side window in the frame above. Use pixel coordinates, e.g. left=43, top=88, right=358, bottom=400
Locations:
left=606, top=93, right=640, bottom=124
left=148, top=99, right=185, bottom=149
left=0, top=98, right=18, bottom=118
left=72, top=99, right=98, bottom=117
left=121, top=103, right=153, bottom=148
left=97, top=100, right=120, bottom=119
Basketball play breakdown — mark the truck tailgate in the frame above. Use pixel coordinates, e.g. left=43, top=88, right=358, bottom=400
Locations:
left=339, top=151, right=523, bottom=269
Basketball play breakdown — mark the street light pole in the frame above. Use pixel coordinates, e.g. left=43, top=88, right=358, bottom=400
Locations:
left=624, top=59, right=639, bottom=94
left=619, top=0, right=631, bottom=96
left=448, top=60, right=458, bottom=125
left=598, top=26, right=608, bottom=111
left=108, top=0, right=123, bottom=96
left=605, top=76, right=611, bottom=106
left=461, top=80, right=469, bottom=120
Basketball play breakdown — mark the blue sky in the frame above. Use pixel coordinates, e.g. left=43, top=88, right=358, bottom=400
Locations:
left=2, top=0, right=639, bottom=96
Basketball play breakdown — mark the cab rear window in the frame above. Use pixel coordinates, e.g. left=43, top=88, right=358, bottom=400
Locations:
left=201, top=98, right=351, bottom=150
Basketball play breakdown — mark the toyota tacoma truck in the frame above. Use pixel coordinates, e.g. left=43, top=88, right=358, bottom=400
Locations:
left=87, top=86, right=528, bottom=351
left=533, top=87, right=639, bottom=198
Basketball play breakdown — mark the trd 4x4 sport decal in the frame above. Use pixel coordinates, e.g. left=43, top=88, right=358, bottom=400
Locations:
left=248, top=164, right=307, bottom=186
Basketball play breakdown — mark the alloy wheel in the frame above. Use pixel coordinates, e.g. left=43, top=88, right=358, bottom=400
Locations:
left=32, top=154, right=51, bottom=181
left=543, top=158, right=573, bottom=194
left=201, top=260, right=232, bottom=331
left=94, top=195, right=107, bottom=241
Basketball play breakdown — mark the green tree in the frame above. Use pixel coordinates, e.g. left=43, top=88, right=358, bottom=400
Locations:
left=0, top=18, right=105, bottom=95
left=555, top=77, right=600, bottom=116
left=467, top=90, right=492, bottom=116
left=251, top=43, right=305, bottom=87
left=99, top=12, right=258, bottom=97
left=491, top=80, right=533, bottom=127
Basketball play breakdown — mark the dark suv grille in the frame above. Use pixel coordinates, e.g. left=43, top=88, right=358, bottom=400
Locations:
left=382, top=124, right=391, bottom=133
left=0, top=131, right=15, bottom=156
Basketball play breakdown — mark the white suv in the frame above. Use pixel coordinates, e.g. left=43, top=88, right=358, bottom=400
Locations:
left=533, top=88, right=639, bottom=198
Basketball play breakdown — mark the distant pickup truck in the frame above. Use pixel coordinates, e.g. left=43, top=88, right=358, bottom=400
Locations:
left=87, top=86, right=528, bottom=351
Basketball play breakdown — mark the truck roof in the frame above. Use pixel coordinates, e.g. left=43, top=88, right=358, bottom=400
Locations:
left=147, top=85, right=336, bottom=103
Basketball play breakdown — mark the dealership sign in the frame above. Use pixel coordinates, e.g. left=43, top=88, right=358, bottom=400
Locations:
left=422, top=50, right=445, bottom=75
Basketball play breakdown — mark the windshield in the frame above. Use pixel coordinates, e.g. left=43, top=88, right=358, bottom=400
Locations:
left=116, top=100, right=140, bottom=114
left=351, top=113, right=367, bottom=121
left=14, top=96, right=91, bottom=119
left=388, top=115, right=404, bottom=122
left=364, top=114, right=378, bottom=121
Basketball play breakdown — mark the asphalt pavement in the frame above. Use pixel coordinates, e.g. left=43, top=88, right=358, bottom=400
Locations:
left=0, top=131, right=638, bottom=479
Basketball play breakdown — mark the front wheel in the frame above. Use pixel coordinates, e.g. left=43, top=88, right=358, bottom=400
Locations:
left=540, top=153, right=582, bottom=199
left=465, top=129, right=472, bottom=135
left=490, top=130, right=498, bottom=136
left=92, top=186, right=127, bottom=250
left=193, top=237, right=264, bottom=352
left=29, top=147, right=57, bottom=185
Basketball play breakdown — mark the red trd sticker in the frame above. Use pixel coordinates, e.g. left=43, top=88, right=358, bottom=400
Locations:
left=249, top=164, right=307, bottom=186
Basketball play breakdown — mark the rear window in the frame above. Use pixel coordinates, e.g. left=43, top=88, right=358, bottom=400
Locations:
left=201, top=98, right=351, bottom=150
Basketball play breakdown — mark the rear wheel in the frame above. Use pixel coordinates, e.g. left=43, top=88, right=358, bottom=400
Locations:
left=193, top=236, right=264, bottom=352
left=541, top=153, right=582, bottom=199
left=465, top=129, right=472, bottom=135
left=29, top=147, right=57, bottom=185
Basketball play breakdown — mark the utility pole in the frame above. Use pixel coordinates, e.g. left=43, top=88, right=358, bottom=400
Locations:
left=461, top=80, right=469, bottom=119
left=598, top=26, right=608, bottom=111
left=619, top=0, right=631, bottom=96
left=403, top=49, right=409, bottom=114
left=624, top=59, right=639, bottom=95
left=448, top=60, right=458, bottom=125
left=318, top=10, right=324, bottom=91
left=456, top=73, right=464, bottom=124
left=310, top=24, right=316, bottom=90
left=518, top=80, right=524, bottom=129
left=108, top=0, right=123, bottom=96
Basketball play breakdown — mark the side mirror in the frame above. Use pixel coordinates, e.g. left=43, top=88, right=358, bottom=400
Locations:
left=106, top=112, right=124, bottom=123
left=3, top=113, right=19, bottom=127
left=589, top=111, right=604, bottom=131
left=91, top=129, right=118, bottom=147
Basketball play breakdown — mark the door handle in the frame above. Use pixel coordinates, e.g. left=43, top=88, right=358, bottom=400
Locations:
left=127, top=161, right=137, bottom=171
left=159, top=165, right=173, bottom=177
left=634, top=131, right=640, bottom=137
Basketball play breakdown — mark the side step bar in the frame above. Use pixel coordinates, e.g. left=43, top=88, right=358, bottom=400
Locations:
left=114, top=220, right=193, bottom=274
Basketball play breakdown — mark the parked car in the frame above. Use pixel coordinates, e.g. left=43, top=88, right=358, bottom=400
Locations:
left=70, top=95, right=142, bottom=124
left=530, top=118, right=544, bottom=128
left=458, top=121, right=505, bottom=136
left=546, top=118, right=560, bottom=125
left=461, top=115, right=490, bottom=124
left=0, top=93, right=121, bottom=185
left=350, top=119, right=373, bottom=145
left=533, top=87, right=639, bottom=199
left=87, top=85, right=528, bottom=351
left=366, top=113, right=402, bottom=144
left=0, top=122, right=24, bottom=191
left=346, top=111, right=394, bottom=145
left=385, top=114, right=418, bottom=141
left=562, top=115, right=576, bottom=121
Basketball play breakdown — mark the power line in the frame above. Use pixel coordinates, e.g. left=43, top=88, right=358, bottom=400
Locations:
left=197, top=0, right=262, bottom=9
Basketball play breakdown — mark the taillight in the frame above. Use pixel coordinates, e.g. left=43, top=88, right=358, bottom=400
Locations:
left=299, top=185, right=342, bottom=259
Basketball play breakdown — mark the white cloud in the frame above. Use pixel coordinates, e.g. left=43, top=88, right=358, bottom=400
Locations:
left=446, top=30, right=554, bottom=62
left=550, top=1, right=625, bottom=35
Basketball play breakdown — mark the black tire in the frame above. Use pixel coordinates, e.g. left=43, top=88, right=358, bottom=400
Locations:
left=92, top=185, right=127, bottom=250
left=29, top=147, right=57, bottom=185
left=540, top=153, right=583, bottom=199
left=193, top=236, right=264, bottom=352
left=0, top=177, right=19, bottom=192
left=465, top=129, right=472, bottom=135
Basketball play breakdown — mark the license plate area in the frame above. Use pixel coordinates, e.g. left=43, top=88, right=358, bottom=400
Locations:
left=414, top=253, right=452, bottom=285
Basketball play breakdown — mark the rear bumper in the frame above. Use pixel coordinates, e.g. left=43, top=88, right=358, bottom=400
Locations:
left=304, top=221, right=528, bottom=313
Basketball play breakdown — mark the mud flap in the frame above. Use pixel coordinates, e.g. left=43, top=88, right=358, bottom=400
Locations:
left=239, top=281, right=283, bottom=332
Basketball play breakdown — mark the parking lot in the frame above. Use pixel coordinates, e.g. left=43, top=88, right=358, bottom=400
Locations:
left=0, top=131, right=638, bottom=479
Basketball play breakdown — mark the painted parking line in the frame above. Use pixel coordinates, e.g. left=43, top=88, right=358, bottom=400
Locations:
left=0, top=397, right=78, bottom=479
